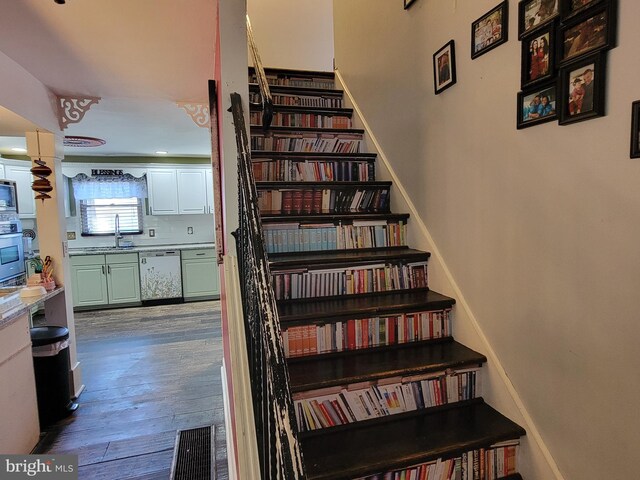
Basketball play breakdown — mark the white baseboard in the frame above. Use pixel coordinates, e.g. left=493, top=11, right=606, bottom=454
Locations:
left=335, top=69, right=564, bottom=480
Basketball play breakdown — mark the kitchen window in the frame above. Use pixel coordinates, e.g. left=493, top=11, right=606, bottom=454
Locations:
left=80, top=198, right=144, bottom=236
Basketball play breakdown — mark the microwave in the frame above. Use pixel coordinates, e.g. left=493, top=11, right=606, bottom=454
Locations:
left=0, top=180, right=18, bottom=213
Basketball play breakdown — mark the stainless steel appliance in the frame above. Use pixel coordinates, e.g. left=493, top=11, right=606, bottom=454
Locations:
left=139, top=250, right=182, bottom=302
left=0, top=180, right=18, bottom=213
left=0, top=217, right=26, bottom=283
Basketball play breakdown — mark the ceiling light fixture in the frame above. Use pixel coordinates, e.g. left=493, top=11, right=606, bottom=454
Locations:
left=155, top=151, right=168, bottom=155
left=11, top=148, right=27, bottom=153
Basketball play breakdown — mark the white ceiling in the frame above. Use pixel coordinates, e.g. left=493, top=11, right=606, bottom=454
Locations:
left=0, top=0, right=217, bottom=157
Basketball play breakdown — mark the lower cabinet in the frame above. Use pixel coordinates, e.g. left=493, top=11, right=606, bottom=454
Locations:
left=181, top=249, right=220, bottom=301
left=70, top=253, right=141, bottom=308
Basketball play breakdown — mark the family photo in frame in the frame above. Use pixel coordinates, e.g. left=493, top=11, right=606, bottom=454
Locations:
left=559, top=53, right=606, bottom=124
left=433, top=40, right=456, bottom=94
left=630, top=101, right=640, bottom=158
left=517, top=83, right=558, bottom=129
left=471, top=1, right=509, bottom=59
left=518, top=0, right=560, bottom=38
left=559, top=3, right=616, bottom=64
left=521, top=27, right=554, bottom=87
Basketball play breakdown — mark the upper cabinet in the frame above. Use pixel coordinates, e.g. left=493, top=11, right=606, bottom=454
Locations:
left=147, top=169, right=179, bottom=215
left=4, top=164, right=36, bottom=219
left=176, top=169, right=207, bottom=214
left=205, top=168, right=214, bottom=215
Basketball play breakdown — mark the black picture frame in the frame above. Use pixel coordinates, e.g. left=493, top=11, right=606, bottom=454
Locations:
left=558, top=52, right=606, bottom=125
left=631, top=101, right=640, bottom=158
left=518, top=0, right=561, bottom=39
left=521, top=25, right=556, bottom=88
left=558, top=2, right=617, bottom=65
left=560, top=0, right=606, bottom=22
left=471, top=1, right=509, bottom=59
left=404, top=0, right=417, bottom=10
left=517, top=81, right=558, bottom=129
left=433, top=40, right=457, bottom=95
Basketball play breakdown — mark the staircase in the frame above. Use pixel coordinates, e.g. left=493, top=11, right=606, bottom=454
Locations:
left=248, top=67, right=525, bottom=480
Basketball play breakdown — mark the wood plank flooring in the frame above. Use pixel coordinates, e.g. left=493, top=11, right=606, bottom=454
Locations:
left=35, top=301, right=228, bottom=480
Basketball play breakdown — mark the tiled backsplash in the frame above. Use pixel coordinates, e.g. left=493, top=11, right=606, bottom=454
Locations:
left=23, top=214, right=215, bottom=251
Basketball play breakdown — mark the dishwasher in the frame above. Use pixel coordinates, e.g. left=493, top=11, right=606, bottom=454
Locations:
left=139, top=250, right=183, bottom=302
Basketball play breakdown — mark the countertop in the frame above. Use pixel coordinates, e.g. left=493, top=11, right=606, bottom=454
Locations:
left=0, top=286, right=65, bottom=330
left=67, top=242, right=215, bottom=256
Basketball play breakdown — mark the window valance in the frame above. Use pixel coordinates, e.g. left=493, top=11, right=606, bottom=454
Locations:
left=71, top=173, right=148, bottom=200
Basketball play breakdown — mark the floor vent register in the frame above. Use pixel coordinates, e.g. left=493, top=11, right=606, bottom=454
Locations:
left=170, top=425, right=215, bottom=480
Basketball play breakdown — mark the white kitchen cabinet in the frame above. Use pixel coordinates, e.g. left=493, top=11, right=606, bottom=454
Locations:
left=147, top=169, right=179, bottom=215
left=4, top=164, right=36, bottom=218
left=205, top=168, right=214, bottom=215
left=0, top=164, right=5, bottom=179
left=177, top=169, right=207, bottom=214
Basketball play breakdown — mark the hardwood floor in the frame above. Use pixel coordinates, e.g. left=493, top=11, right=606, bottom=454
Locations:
left=35, top=301, right=228, bottom=480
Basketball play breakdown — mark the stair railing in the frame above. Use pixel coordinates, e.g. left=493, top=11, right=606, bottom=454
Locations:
left=246, top=15, right=274, bottom=130
left=230, top=92, right=305, bottom=479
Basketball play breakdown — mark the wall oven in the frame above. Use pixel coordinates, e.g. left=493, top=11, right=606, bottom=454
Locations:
left=0, top=219, right=25, bottom=283
left=0, top=180, right=18, bottom=213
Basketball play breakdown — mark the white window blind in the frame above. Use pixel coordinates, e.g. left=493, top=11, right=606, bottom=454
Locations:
left=80, top=198, right=143, bottom=235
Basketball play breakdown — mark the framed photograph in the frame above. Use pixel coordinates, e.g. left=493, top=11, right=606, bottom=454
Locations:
left=630, top=101, right=640, bottom=158
left=521, top=26, right=555, bottom=88
left=560, top=0, right=606, bottom=22
left=518, top=0, right=560, bottom=39
left=471, top=1, right=509, bottom=59
left=404, top=0, right=417, bottom=10
left=559, top=3, right=616, bottom=65
left=558, top=52, right=606, bottom=125
left=517, top=82, right=558, bottom=129
left=433, top=40, right=457, bottom=95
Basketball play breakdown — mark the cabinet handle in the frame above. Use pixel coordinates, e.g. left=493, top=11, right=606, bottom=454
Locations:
left=108, top=265, right=111, bottom=274
left=102, top=265, right=105, bottom=275
left=196, top=253, right=205, bottom=256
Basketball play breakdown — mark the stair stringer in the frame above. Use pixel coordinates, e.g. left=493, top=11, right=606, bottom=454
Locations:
left=335, top=68, right=563, bottom=480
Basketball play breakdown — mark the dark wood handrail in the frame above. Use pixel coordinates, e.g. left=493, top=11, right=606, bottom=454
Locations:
left=246, top=15, right=274, bottom=130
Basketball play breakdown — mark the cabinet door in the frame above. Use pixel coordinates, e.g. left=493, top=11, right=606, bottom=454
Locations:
left=4, top=165, right=36, bottom=218
left=182, top=257, right=220, bottom=299
left=177, top=169, right=207, bottom=214
left=205, top=168, right=214, bottom=215
left=107, top=262, right=141, bottom=304
left=71, top=263, right=108, bottom=307
left=147, top=169, right=178, bottom=215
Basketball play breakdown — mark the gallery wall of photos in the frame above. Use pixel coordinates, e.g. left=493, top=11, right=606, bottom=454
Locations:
left=516, top=0, right=618, bottom=129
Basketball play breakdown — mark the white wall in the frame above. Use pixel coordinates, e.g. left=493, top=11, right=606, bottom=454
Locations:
left=333, top=1, right=640, bottom=479
left=247, top=0, right=334, bottom=71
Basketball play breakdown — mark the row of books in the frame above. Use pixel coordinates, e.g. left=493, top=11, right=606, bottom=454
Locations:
left=252, top=159, right=374, bottom=182
left=357, top=441, right=519, bottom=480
left=250, top=91, right=343, bottom=108
left=250, top=73, right=336, bottom=90
left=282, top=309, right=452, bottom=357
left=293, top=368, right=479, bottom=432
left=250, top=111, right=351, bottom=129
left=264, top=221, right=407, bottom=254
left=257, top=187, right=390, bottom=215
left=250, top=133, right=362, bottom=153
left=272, top=261, right=428, bottom=300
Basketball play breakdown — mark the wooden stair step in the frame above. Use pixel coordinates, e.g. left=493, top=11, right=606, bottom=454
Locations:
left=249, top=83, right=344, bottom=98
left=251, top=152, right=377, bottom=160
left=256, top=181, right=392, bottom=188
left=301, top=400, right=525, bottom=480
left=250, top=66, right=335, bottom=79
left=262, top=212, right=409, bottom=224
left=279, top=289, right=454, bottom=324
left=269, top=247, right=430, bottom=270
left=251, top=125, right=364, bottom=135
left=288, top=339, right=485, bottom=392
left=250, top=104, right=354, bottom=117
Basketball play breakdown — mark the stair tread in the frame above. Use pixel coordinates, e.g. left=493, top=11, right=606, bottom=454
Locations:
left=262, top=212, right=410, bottom=224
left=256, top=180, right=392, bottom=187
left=251, top=151, right=377, bottom=160
left=269, top=247, right=430, bottom=269
left=249, top=82, right=344, bottom=97
left=250, top=104, right=353, bottom=116
left=251, top=125, right=364, bottom=135
left=301, top=400, right=525, bottom=480
left=279, top=289, right=454, bottom=323
left=289, top=339, right=485, bottom=392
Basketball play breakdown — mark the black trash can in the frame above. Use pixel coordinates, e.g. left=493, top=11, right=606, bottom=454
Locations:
left=31, top=326, right=78, bottom=427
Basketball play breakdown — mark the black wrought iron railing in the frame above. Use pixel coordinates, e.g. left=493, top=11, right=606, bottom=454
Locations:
left=246, top=15, right=274, bottom=130
left=230, top=92, right=305, bottom=479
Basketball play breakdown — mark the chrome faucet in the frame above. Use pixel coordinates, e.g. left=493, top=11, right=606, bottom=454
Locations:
left=114, top=214, right=123, bottom=248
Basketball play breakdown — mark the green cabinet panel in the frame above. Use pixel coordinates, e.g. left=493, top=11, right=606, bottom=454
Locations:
left=71, top=263, right=108, bottom=307
left=107, top=262, right=141, bottom=304
left=181, top=249, right=220, bottom=300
